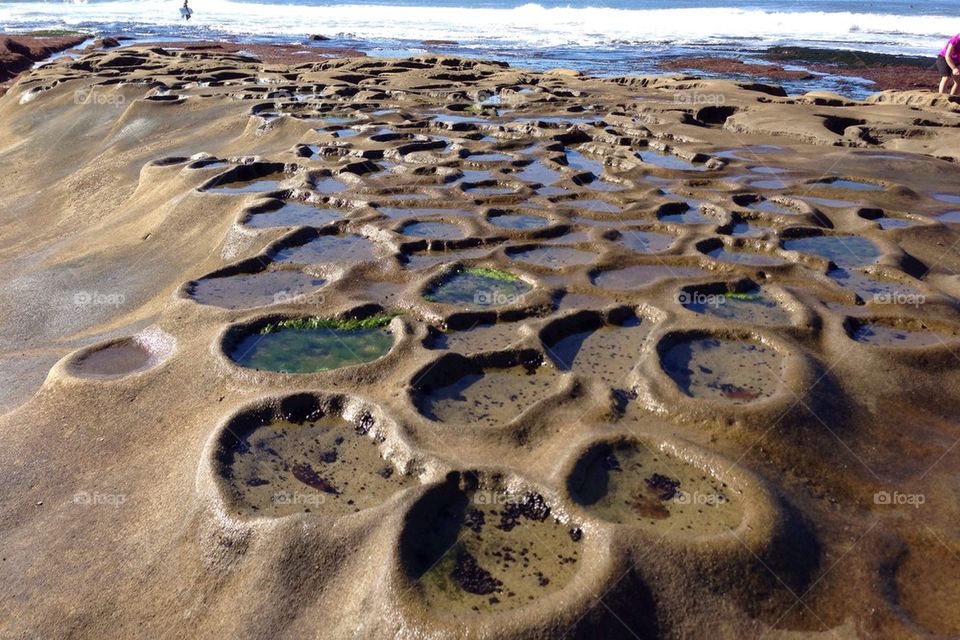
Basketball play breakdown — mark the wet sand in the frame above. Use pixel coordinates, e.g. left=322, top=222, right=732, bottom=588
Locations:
left=2, top=42, right=960, bottom=639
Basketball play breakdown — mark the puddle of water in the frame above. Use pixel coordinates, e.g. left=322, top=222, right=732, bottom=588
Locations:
left=430, top=322, right=521, bottom=353
left=535, top=115, right=597, bottom=124
left=567, top=442, right=742, bottom=534
left=939, top=211, right=960, bottom=224
left=715, top=145, right=783, bottom=161
left=816, top=178, right=883, bottom=191
left=274, top=235, right=378, bottom=264
left=796, top=195, right=859, bottom=208
left=464, top=184, right=518, bottom=195
left=545, top=316, right=650, bottom=385
left=333, top=128, right=360, bottom=138
left=744, top=199, right=797, bottom=215
left=565, top=150, right=605, bottom=175
left=660, top=336, right=783, bottom=403
left=750, top=178, right=789, bottom=189
left=460, top=169, right=496, bottom=183
left=206, top=173, right=287, bottom=194
left=468, top=153, right=513, bottom=162
left=932, top=193, right=960, bottom=205
left=312, top=177, right=348, bottom=194
left=618, top=230, right=675, bottom=253
left=245, top=202, right=341, bottom=229
left=220, top=413, right=414, bottom=518
left=69, top=340, right=152, bottom=378
left=425, top=268, right=533, bottom=308
left=569, top=199, right=620, bottom=213
left=435, top=113, right=489, bottom=125
left=379, top=207, right=474, bottom=219
left=658, top=204, right=715, bottom=225
left=827, top=268, right=923, bottom=303
left=514, top=161, right=563, bottom=186
left=190, top=270, right=327, bottom=309
left=748, top=166, right=785, bottom=175
left=636, top=151, right=706, bottom=171
left=400, top=221, right=465, bottom=239
left=489, top=213, right=551, bottom=229
left=417, top=363, right=559, bottom=426
left=706, top=247, right=786, bottom=267
left=404, top=485, right=582, bottom=615
left=682, top=287, right=792, bottom=326
left=506, top=246, right=596, bottom=270
left=782, top=235, right=881, bottom=267
left=592, top=265, right=706, bottom=290
left=230, top=322, right=394, bottom=373
left=873, top=216, right=917, bottom=230
left=850, top=321, right=953, bottom=348
left=729, top=222, right=773, bottom=237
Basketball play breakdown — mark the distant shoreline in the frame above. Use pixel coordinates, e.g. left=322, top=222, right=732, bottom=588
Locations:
left=0, top=31, right=946, bottom=99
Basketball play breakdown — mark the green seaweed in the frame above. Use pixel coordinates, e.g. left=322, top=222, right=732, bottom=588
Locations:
left=23, top=29, right=87, bottom=37
left=725, top=292, right=762, bottom=301
left=260, top=314, right=395, bottom=335
left=462, top=266, right=520, bottom=282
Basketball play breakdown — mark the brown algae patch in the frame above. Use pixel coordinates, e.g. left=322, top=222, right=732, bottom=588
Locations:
left=217, top=410, right=413, bottom=518
left=894, top=542, right=960, bottom=637
left=567, top=442, right=742, bottom=534
left=659, top=335, right=784, bottom=403
left=402, top=478, right=582, bottom=615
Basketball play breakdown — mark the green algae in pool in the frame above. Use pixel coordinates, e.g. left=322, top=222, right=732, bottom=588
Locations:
left=682, top=287, right=792, bottom=326
left=245, top=202, right=341, bottom=229
left=782, top=235, right=881, bottom=267
left=399, top=221, right=465, bottom=240
left=405, top=486, right=581, bottom=615
left=230, top=318, right=395, bottom=373
left=489, top=213, right=550, bottom=230
left=417, top=363, right=559, bottom=427
left=567, top=442, right=742, bottom=535
left=425, top=267, right=532, bottom=308
left=660, top=336, right=783, bottom=403
left=849, top=320, right=956, bottom=348
left=70, top=340, right=152, bottom=378
left=506, top=246, right=595, bottom=270
left=221, top=414, right=414, bottom=518
left=544, top=316, right=651, bottom=386
left=189, top=270, right=326, bottom=309
left=206, top=172, right=286, bottom=194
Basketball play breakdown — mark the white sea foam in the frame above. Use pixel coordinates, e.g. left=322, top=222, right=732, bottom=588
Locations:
left=0, top=2, right=951, bottom=55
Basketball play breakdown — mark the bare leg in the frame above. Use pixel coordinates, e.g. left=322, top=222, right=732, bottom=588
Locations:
left=940, top=76, right=950, bottom=94
left=952, top=78, right=960, bottom=96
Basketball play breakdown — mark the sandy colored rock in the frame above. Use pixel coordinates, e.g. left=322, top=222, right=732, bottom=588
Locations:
left=1, top=46, right=960, bottom=639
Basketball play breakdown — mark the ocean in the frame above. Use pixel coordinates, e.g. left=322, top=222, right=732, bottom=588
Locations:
left=2, top=0, right=957, bottom=94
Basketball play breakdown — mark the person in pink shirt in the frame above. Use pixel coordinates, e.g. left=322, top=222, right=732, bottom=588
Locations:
left=937, top=34, right=960, bottom=95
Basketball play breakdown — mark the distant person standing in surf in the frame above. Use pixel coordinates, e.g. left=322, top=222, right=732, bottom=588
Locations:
left=181, top=0, right=193, bottom=20
left=937, top=33, right=960, bottom=95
